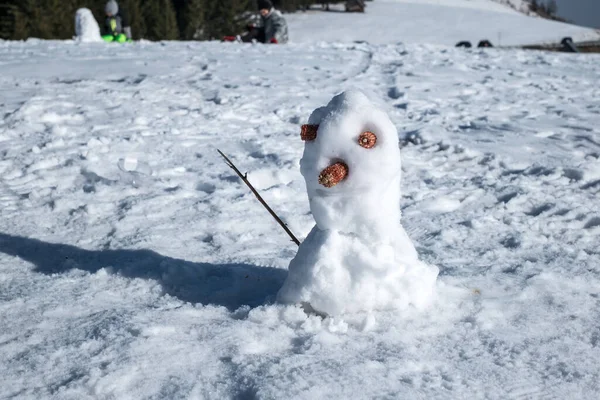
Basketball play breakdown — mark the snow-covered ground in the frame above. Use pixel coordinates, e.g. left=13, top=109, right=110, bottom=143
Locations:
left=1, top=38, right=599, bottom=399
left=288, top=0, right=600, bottom=46
left=2, top=1, right=600, bottom=396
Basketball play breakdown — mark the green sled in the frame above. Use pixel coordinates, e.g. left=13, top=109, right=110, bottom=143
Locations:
left=102, top=34, right=131, bottom=43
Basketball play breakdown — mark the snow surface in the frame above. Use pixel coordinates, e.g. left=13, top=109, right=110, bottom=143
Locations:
left=74, top=8, right=102, bottom=43
left=277, top=90, right=438, bottom=315
left=491, top=0, right=536, bottom=16
left=287, top=0, right=600, bottom=46
left=2, top=2, right=600, bottom=396
left=1, top=38, right=599, bottom=399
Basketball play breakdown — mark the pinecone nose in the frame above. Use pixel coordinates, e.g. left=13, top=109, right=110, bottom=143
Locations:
left=318, top=162, right=349, bottom=188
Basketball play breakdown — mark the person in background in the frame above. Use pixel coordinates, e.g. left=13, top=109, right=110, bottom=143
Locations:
left=257, top=0, right=288, bottom=44
left=102, top=0, right=132, bottom=43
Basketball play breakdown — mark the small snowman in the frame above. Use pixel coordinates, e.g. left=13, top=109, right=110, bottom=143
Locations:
left=277, top=90, right=438, bottom=316
left=75, top=8, right=103, bottom=42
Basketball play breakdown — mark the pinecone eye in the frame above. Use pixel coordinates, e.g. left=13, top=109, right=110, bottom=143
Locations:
left=358, top=131, right=377, bottom=149
left=301, top=124, right=319, bottom=141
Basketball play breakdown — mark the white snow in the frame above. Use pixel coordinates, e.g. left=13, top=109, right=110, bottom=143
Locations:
left=288, top=0, right=600, bottom=46
left=74, top=8, right=102, bottom=43
left=1, top=2, right=600, bottom=398
left=491, top=0, right=536, bottom=15
left=278, top=91, right=438, bottom=315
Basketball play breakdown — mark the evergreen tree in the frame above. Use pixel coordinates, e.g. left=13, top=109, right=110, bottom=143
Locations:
left=142, top=0, right=179, bottom=40
left=0, top=1, right=16, bottom=39
left=184, top=0, right=205, bottom=40
left=121, top=0, right=145, bottom=39
left=11, top=0, right=46, bottom=40
left=546, top=0, right=557, bottom=16
left=203, top=0, right=251, bottom=40
left=275, top=0, right=316, bottom=12
left=530, top=0, right=539, bottom=12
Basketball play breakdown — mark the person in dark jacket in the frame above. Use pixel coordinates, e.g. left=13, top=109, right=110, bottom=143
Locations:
left=233, top=0, right=288, bottom=44
left=102, top=0, right=132, bottom=42
left=257, top=0, right=288, bottom=44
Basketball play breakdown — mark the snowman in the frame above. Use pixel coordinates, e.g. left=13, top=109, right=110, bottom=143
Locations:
left=74, top=8, right=103, bottom=42
left=277, top=90, right=438, bottom=316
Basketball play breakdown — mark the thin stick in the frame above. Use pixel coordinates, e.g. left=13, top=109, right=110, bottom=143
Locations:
left=217, top=149, right=300, bottom=246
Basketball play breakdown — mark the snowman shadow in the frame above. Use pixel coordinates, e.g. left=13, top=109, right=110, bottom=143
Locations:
left=0, top=233, right=286, bottom=311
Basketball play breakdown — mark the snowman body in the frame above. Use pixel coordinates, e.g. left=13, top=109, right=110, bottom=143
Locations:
left=75, top=8, right=102, bottom=42
left=277, top=91, right=438, bottom=315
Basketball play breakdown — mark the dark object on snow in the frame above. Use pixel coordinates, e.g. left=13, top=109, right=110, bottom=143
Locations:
left=346, top=0, right=366, bottom=12
left=456, top=41, right=472, bottom=48
left=561, top=37, right=579, bottom=53
left=521, top=40, right=600, bottom=53
left=103, top=1, right=132, bottom=39
left=226, top=5, right=287, bottom=44
left=260, top=8, right=288, bottom=43
left=478, top=40, right=493, bottom=48
left=257, top=0, right=273, bottom=10
left=239, top=24, right=266, bottom=43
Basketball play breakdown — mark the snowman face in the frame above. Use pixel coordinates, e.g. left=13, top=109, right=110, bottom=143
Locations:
left=299, top=91, right=401, bottom=196
left=302, top=127, right=378, bottom=188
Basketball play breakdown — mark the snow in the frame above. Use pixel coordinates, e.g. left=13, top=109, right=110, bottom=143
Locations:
left=278, top=91, right=438, bottom=315
left=74, top=8, right=102, bottom=43
left=287, top=0, right=600, bottom=46
left=491, top=0, right=536, bottom=15
left=1, top=2, right=600, bottom=397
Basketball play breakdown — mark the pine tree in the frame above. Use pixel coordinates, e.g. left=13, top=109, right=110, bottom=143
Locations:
left=184, top=0, right=205, bottom=40
left=530, top=0, right=539, bottom=12
left=546, top=0, right=557, bottom=16
left=0, top=1, right=16, bottom=39
left=11, top=0, right=43, bottom=40
left=204, top=0, right=251, bottom=40
left=121, top=0, right=145, bottom=39
left=142, top=0, right=179, bottom=40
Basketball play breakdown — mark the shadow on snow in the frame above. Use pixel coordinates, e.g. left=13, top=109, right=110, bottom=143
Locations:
left=0, top=233, right=287, bottom=311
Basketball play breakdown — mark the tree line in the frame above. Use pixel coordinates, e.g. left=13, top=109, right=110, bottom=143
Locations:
left=0, top=0, right=333, bottom=41
left=529, top=0, right=565, bottom=22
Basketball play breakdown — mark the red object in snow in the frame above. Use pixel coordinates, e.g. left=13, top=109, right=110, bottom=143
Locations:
left=358, top=131, right=377, bottom=149
left=318, top=162, right=349, bottom=188
left=301, top=125, right=319, bottom=141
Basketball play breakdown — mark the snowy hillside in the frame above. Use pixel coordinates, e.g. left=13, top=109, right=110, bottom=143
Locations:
left=491, top=0, right=536, bottom=16
left=1, top=37, right=600, bottom=398
left=287, top=0, right=600, bottom=45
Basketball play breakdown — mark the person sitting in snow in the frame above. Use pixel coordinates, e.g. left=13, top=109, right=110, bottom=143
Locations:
left=257, top=0, right=288, bottom=44
left=102, top=0, right=132, bottom=43
left=231, top=0, right=288, bottom=44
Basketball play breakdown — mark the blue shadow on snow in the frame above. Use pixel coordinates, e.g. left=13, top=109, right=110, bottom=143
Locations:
left=0, top=233, right=287, bottom=311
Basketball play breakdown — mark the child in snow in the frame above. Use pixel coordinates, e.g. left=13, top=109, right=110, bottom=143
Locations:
left=102, top=0, right=132, bottom=43
left=257, top=0, right=288, bottom=44
left=231, top=0, right=289, bottom=44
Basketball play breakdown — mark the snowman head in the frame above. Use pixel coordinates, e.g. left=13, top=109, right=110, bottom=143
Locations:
left=300, top=90, right=402, bottom=199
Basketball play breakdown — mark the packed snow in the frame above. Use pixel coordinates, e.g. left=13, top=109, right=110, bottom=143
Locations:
left=74, top=8, right=102, bottom=43
left=278, top=91, right=438, bottom=315
left=287, top=0, right=600, bottom=46
left=2, top=1, right=600, bottom=398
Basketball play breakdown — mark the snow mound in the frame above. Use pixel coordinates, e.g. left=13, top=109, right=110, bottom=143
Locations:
left=277, top=91, right=438, bottom=315
left=75, top=8, right=102, bottom=43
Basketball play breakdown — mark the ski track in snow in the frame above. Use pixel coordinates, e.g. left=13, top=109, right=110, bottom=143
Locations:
left=1, top=40, right=600, bottom=399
